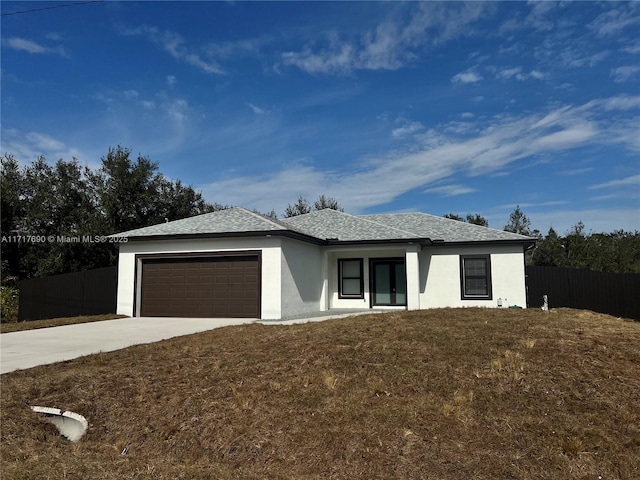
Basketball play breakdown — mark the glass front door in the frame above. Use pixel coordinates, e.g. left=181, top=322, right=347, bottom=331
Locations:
left=370, top=258, right=407, bottom=307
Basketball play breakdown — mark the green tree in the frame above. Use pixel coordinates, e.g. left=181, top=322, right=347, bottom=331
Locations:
left=504, top=205, right=539, bottom=236
left=1, top=146, right=219, bottom=284
left=466, top=213, right=489, bottom=227
left=0, top=154, right=25, bottom=283
left=443, top=213, right=488, bottom=227
left=531, top=227, right=565, bottom=266
left=88, top=146, right=167, bottom=233
left=314, top=195, right=343, bottom=212
left=285, top=195, right=343, bottom=217
left=284, top=196, right=312, bottom=218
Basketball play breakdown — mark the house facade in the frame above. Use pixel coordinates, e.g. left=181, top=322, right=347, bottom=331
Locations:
left=114, top=208, right=535, bottom=319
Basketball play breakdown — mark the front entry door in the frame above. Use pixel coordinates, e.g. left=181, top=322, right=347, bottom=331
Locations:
left=370, top=258, right=407, bottom=307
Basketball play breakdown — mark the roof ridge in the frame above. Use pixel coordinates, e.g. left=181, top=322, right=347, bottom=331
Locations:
left=364, top=211, right=535, bottom=240
left=355, top=212, right=423, bottom=238
left=237, top=207, right=289, bottom=230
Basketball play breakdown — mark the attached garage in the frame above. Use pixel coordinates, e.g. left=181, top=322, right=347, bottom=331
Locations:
left=137, top=253, right=261, bottom=318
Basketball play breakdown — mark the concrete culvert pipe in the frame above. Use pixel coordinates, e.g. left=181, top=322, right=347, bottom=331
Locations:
left=31, top=406, right=88, bottom=442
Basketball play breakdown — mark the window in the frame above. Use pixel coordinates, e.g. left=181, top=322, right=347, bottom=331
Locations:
left=460, top=255, right=492, bottom=300
left=338, top=259, right=364, bottom=299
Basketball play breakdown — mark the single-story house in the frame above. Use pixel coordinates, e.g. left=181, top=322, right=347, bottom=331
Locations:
left=114, top=207, right=536, bottom=319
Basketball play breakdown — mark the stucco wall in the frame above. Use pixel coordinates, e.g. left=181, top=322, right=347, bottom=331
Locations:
left=116, top=236, right=282, bottom=319
left=327, top=246, right=414, bottom=310
left=279, top=237, right=325, bottom=318
left=419, top=244, right=527, bottom=309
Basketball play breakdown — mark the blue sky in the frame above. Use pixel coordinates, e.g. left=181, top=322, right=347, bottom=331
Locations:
left=2, top=1, right=639, bottom=234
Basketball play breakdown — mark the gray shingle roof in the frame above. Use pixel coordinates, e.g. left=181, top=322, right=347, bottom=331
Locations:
left=115, top=207, right=290, bottom=237
left=362, top=212, right=534, bottom=243
left=115, top=207, right=534, bottom=244
left=279, top=209, right=419, bottom=241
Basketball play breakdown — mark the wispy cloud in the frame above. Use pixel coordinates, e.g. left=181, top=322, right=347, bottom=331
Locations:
left=247, top=103, right=267, bottom=115
left=610, top=65, right=640, bottom=83
left=589, top=3, right=640, bottom=37
left=120, top=25, right=225, bottom=75
left=199, top=95, right=638, bottom=213
left=280, top=2, right=492, bottom=75
left=2, top=37, right=68, bottom=57
left=451, top=70, right=483, bottom=84
left=560, top=168, right=593, bottom=176
left=491, top=65, right=545, bottom=81
left=0, top=128, right=83, bottom=165
left=589, top=174, right=640, bottom=190
left=205, top=37, right=270, bottom=59
left=392, top=120, right=424, bottom=138
left=424, top=184, right=476, bottom=196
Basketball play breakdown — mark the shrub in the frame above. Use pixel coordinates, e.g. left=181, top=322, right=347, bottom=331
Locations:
left=0, top=286, right=19, bottom=323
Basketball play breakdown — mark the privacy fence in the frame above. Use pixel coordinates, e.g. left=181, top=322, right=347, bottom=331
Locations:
left=526, top=266, right=640, bottom=320
left=19, top=266, right=117, bottom=321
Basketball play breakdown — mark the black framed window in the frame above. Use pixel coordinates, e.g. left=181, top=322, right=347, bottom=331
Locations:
left=460, top=255, right=492, bottom=300
left=338, top=258, right=364, bottom=299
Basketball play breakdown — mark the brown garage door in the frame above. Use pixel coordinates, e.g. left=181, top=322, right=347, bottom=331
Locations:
left=139, top=255, right=260, bottom=318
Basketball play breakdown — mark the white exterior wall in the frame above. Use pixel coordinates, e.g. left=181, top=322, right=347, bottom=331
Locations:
left=419, top=244, right=527, bottom=309
left=116, top=236, right=282, bottom=319
left=116, top=236, right=529, bottom=320
left=327, top=246, right=420, bottom=310
left=279, top=237, right=326, bottom=318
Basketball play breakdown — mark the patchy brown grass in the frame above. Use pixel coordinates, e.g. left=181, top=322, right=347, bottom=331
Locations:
left=0, top=314, right=127, bottom=334
left=1, top=308, right=638, bottom=479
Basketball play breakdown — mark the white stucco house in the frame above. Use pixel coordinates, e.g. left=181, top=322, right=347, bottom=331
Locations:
left=114, top=207, right=536, bottom=319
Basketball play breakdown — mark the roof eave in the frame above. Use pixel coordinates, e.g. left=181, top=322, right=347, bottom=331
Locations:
left=325, top=238, right=432, bottom=247
left=119, top=230, right=326, bottom=245
left=432, top=238, right=538, bottom=248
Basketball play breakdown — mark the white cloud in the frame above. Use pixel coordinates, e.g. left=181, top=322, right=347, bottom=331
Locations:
left=589, top=175, right=640, bottom=190
left=560, top=168, right=593, bottom=176
left=623, top=41, right=640, bottom=54
left=610, top=65, right=640, bottom=83
left=120, top=25, right=225, bottom=75
left=589, top=4, right=640, bottom=37
left=451, top=70, right=483, bottom=84
left=205, top=37, right=270, bottom=59
left=280, top=2, right=492, bottom=75
left=424, top=184, right=476, bottom=196
left=591, top=94, right=640, bottom=111
left=247, top=103, right=267, bottom=115
left=529, top=70, right=545, bottom=80
left=494, top=67, right=545, bottom=81
left=199, top=96, right=639, bottom=214
left=525, top=1, right=556, bottom=31
left=0, top=129, right=83, bottom=166
left=167, top=75, right=176, bottom=86
left=3, top=37, right=67, bottom=57
left=461, top=112, right=474, bottom=119
left=495, top=66, right=522, bottom=79
left=392, top=120, right=424, bottom=138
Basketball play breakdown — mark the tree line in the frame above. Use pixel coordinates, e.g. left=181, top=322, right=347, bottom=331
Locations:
left=446, top=206, right=640, bottom=274
left=0, top=147, right=343, bottom=287
left=2, top=147, right=639, bottom=286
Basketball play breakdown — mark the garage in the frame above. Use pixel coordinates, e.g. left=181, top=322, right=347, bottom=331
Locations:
left=138, top=253, right=260, bottom=318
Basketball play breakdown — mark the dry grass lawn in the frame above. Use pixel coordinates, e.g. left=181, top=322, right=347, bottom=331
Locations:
left=1, top=308, right=638, bottom=479
left=0, top=314, right=127, bottom=334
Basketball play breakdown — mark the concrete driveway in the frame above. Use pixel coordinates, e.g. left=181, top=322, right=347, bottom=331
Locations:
left=0, top=317, right=256, bottom=375
left=0, top=311, right=374, bottom=374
